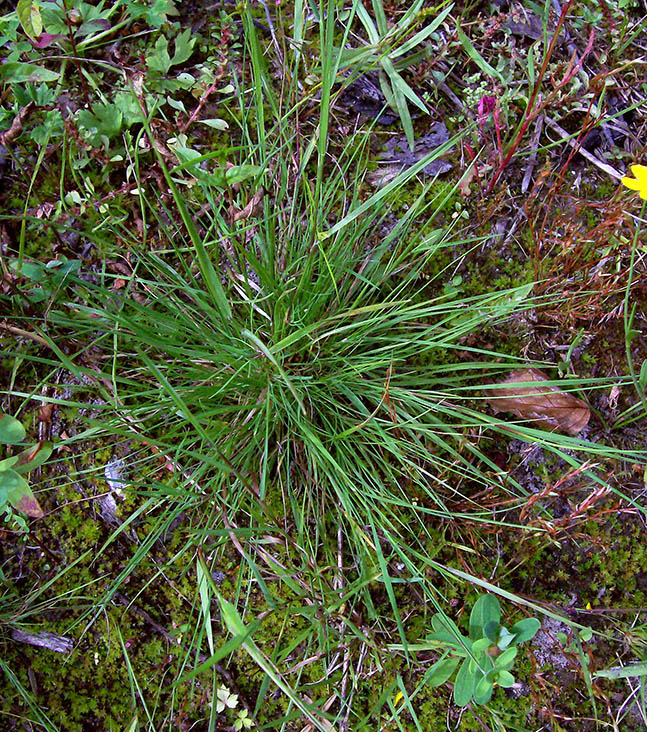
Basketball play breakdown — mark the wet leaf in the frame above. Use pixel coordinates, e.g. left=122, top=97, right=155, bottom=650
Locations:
left=488, top=368, right=590, bottom=436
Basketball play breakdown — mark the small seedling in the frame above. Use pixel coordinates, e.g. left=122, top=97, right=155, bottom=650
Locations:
left=425, top=594, right=541, bottom=706
left=0, top=412, right=51, bottom=520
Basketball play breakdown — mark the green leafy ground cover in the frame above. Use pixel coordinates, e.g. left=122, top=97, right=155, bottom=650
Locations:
left=1, top=1, right=647, bottom=730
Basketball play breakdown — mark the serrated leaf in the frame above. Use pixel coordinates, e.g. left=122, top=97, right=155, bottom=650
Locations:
left=147, top=35, right=171, bottom=75
left=469, top=595, right=500, bottom=641
left=425, top=656, right=460, bottom=687
left=17, top=0, right=42, bottom=41
left=0, top=414, right=26, bottom=445
left=1, top=469, right=43, bottom=517
left=170, top=29, right=195, bottom=66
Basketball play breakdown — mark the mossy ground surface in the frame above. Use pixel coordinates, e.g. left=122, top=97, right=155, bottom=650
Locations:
left=2, top=1, right=647, bottom=730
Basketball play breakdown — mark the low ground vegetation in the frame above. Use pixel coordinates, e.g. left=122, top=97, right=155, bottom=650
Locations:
left=1, top=1, right=647, bottom=730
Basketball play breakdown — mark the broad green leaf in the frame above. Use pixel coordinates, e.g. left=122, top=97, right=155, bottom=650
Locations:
left=13, top=440, right=53, bottom=474
left=509, top=617, right=541, bottom=644
left=225, top=164, right=261, bottom=186
left=425, top=656, right=460, bottom=687
left=494, top=646, right=518, bottom=670
left=474, top=674, right=494, bottom=705
left=17, top=0, right=42, bottom=40
left=0, top=62, right=59, bottom=83
left=0, top=414, right=26, bottom=445
left=453, top=658, right=476, bottom=706
left=469, top=595, right=500, bottom=641
left=1, top=469, right=43, bottom=517
left=428, top=628, right=462, bottom=647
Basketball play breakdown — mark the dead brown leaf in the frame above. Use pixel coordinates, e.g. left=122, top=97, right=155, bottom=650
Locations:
left=38, top=403, right=54, bottom=423
left=0, top=103, right=35, bottom=146
left=488, top=368, right=590, bottom=436
left=230, top=188, right=265, bottom=223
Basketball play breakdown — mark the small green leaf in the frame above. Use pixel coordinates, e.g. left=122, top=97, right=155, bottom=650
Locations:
left=469, top=595, right=500, bottom=641
left=224, top=164, right=261, bottom=186
left=497, top=670, right=515, bottom=688
left=472, top=637, right=492, bottom=654
left=17, top=0, right=42, bottom=41
left=0, top=455, right=20, bottom=471
left=425, top=656, right=460, bottom=687
left=1, top=469, right=43, bottom=518
left=453, top=658, right=476, bottom=707
left=496, top=625, right=515, bottom=649
left=509, top=617, right=541, bottom=644
left=0, top=414, right=26, bottom=445
left=579, top=627, right=593, bottom=642
left=474, top=674, right=494, bottom=705
left=495, top=646, right=518, bottom=670
left=639, top=360, right=647, bottom=390
left=199, top=119, right=229, bottom=130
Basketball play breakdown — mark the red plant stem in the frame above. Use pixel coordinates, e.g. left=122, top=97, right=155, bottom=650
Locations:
left=486, top=0, right=596, bottom=193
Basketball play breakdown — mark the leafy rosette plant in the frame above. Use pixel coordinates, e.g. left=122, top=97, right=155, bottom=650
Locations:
left=426, top=594, right=541, bottom=706
left=0, top=412, right=51, bottom=519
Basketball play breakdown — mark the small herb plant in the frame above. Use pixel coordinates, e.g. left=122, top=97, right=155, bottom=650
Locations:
left=0, top=412, right=51, bottom=521
left=425, top=594, right=541, bottom=706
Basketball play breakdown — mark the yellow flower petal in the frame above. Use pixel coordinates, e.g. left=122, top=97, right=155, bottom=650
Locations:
left=622, top=176, right=642, bottom=191
left=622, top=164, right=647, bottom=199
left=630, top=164, right=647, bottom=182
